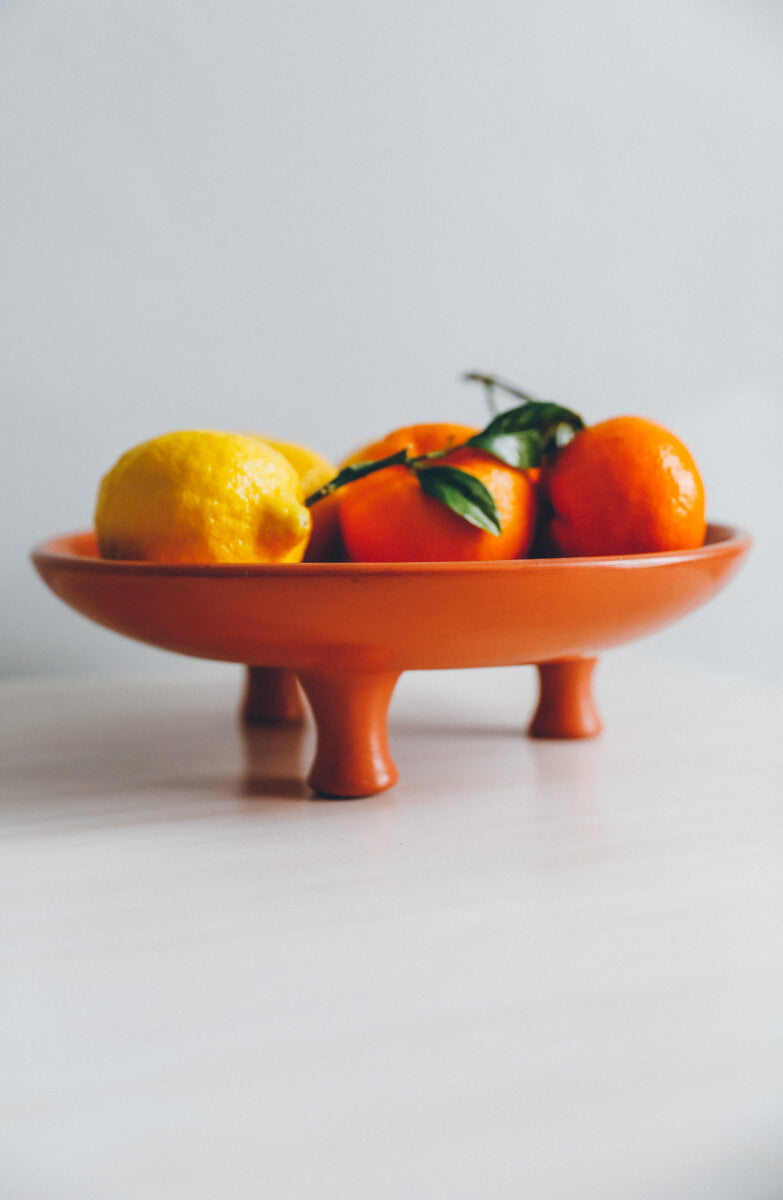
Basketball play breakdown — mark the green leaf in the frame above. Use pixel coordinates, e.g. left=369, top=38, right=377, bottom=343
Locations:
left=467, top=428, right=545, bottom=469
left=415, top=464, right=502, bottom=535
left=305, top=448, right=410, bottom=506
left=467, top=400, right=584, bottom=468
left=476, top=400, right=584, bottom=438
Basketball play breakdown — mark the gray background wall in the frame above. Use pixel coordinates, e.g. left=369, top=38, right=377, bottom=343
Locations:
left=2, top=0, right=781, bottom=681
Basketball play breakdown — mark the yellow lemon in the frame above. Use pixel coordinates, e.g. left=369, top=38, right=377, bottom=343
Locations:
left=95, top=430, right=311, bottom=563
left=261, top=438, right=336, bottom=498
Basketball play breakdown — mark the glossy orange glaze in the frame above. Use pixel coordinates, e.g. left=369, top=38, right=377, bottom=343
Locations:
left=32, top=526, right=751, bottom=796
left=32, top=527, right=749, bottom=670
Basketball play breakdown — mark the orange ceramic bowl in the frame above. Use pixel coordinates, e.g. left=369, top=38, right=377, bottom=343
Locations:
left=32, top=525, right=751, bottom=796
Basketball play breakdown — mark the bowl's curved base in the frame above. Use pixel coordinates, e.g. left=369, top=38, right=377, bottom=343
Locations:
left=241, top=658, right=602, bottom=798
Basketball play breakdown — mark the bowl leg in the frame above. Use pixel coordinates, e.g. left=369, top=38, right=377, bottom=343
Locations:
left=241, top=666, right=306, bottom=725
left=296, top=669, right=401, bottom=798
left=529, top=657, right=602, bottom=739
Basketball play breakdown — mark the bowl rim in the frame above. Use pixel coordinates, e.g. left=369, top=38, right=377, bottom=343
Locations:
left=31, top=524, right=752, bottom=578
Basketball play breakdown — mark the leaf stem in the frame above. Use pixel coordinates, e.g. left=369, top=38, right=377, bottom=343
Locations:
left=463, top=372, right=541, bottom=408
left=304, top=447, right=411, bottom=506
left=305, top=446, right=460, bottom=506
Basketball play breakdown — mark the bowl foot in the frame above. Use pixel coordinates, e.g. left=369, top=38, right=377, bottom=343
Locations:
left=241, top=666, right=306, bottom=725
left=529, top=657, right=601, bottom=739
left=297, top=669, right=401, bottom=798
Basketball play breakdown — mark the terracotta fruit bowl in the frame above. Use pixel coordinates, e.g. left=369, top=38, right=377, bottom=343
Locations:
left=32, top=525, right=751, bottom=797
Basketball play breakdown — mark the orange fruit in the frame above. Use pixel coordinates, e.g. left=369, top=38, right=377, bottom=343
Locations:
left=544, top=416, right=706, bottom=556
left=302, top=488, right=345, bottom=561
left=337, top=422, right=538, bottom=562
left=343, top=422, right=480, bottom=466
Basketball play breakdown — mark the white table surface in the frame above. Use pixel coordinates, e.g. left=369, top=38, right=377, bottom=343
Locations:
left=2, top=653, right=783, bottom=1200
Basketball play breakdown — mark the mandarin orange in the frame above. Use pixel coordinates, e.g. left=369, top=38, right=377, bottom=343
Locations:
left=337, top=422, right=538, bottom=562
left=544, top=416, right=706, bottom=556
left=344, top=422, right=480, bottom=465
